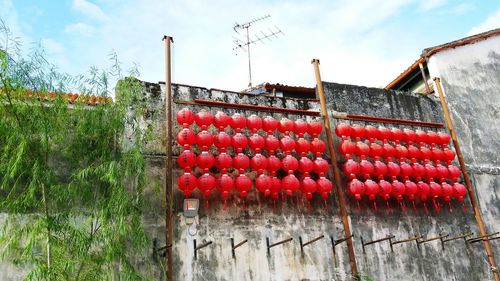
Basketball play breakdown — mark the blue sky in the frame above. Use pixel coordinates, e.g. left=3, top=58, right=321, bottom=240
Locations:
left=1, top=0, right=499, bottom=91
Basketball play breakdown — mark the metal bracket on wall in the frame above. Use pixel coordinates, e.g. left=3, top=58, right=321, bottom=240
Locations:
left=194, top=239, right=213, bottom=260
left=230, top=238, right=248, bottom=259
left=361, top=235, right=395, bottom=254
left=299, top=235, right=325, bottom=257
left=416, top=233, right=449, bottom=249
left=330, top=234, right=353, bottom=264
left=389, top=235, right=423, bottom=252
left=266, top=237, right=293, bottom=256
left=152, top=238, right=172, bottom=261
left=466, top=232, right=499, bottom=244
left=440, top=231, right=473, bottom=251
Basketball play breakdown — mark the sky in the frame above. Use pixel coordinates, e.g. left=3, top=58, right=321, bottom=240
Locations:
left=1, top=0, right=499, bottom=92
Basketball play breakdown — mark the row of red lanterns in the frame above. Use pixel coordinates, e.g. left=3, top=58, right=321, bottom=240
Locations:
left=335, top=123, right=452, bottom=148
left=178, top=172, right=334, bottom=202
left=177, top=108, right=323, bottom=137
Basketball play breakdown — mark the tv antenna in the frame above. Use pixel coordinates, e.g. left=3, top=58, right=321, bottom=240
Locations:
left=233, top=14, right=283, bottom=88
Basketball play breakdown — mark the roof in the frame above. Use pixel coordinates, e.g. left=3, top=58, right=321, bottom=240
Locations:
left=385, top=28, right=500, bottom=90
left=263, top=83, right=315, bottom=95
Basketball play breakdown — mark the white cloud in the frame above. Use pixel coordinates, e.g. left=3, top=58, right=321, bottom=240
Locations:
left=41, top=38, right=65, bottom=54
left=65, top=22, right=95, bottom=37
left=447, top=2, right=475, bottom=16
left=468, top=8, right=500, bottom=36
left=419, top=0, right=447, bottom=11
left=71, top=0, right=109, bottom=22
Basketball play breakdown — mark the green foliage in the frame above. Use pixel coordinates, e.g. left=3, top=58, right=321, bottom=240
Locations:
left=0, top=21, right=151, bottom=280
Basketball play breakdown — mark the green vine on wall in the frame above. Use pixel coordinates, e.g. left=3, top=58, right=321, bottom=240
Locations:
left=0, top=20, right=152, bottom=280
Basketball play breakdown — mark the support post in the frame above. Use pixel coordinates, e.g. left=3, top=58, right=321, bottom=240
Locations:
left=312, top=59, right=359, bottom=278
left=419, top=63, right=431, bottom=94
left=434, top=77, right=500, bottom=281
left=163, top=35, right=174, bottom=281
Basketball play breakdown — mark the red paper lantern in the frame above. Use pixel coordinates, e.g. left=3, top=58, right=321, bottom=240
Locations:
left=195, top=110, right=214, bottom=130
left=436, top=164, right=449, bottom=180
left=391, top=128, right=404, bottom=143
left=246, top=115, right=262, bottom=133
left=282, top=174, right=300, bottom=196
left=403, top=129, right=416, bottom=144
left=412, top=162, right=426, bottom=179
left=232, top=133, right=248, bottom=153
left=351, top=125, right=366, bottom=140
left=263, top=116, right=278, bottom=134
left=348, top=179, right=364, bottom=200
left=198, top=173, right=216, bottom=198
left=443, top=149, right=456, bottom=163
left=335, top=123, right=352, bottom=139
left=424, top=163, right=437, bottom=179
left=231, top=113, right=246, bottom=132
left=197, top=151, right=215, bottom=172
left=396, top=145, right=409, bottom=161
left=373, top=160, right=388, bottom=179
left=379, top=179, right=392, bottom=200
left=267, top=155, right=281, bottom=175
left=176, top=108, right=195, bottom=128
left=255, top=174, right=272, bottom=196
left=265, top=135, right=280, bottom=154
left=400, top=162, right=413, bottom=178
left=249, top=134, right=265, bottom=153
left=235, top=175, right=252, bottom=199
left=378, top=127, right=392, bottom=141
left=369, top=142, right=383, bottom=159
left=308, top=120, right=323, bottom=137
left=302, top=177, right=317, bottom=199
left=178, top=173, right=196, bottom=197
left=415, top=130, right=429, bottom=144
left=387, top=162, right=400, bottom=178
left=299, top=156, right=314, bottom=174
left=360, top=160, right=374, bottom=178
left=215, top=152, right=232, bottom=173
left=313, top=157, right=329, bottom=176
left=214, top=131, right=232, bottom=151
left=420, top=146, right=432, bottom=161
left=343, top=159, right=360, bottom=178
left=426, top=131, right=440, bottom=146
left=311, top=138, right=326, bottom=156
left=278, top=118, right=294, bottom=135
left=417, top=181, right=430, bottom=201
left=453, top=183, right=467, bottom=201
left=408, top=145, right=421, bottom=162
left=441, top=182, right=454, bottom=201
left=391, top=180, right=405, bottom=201
left=448, top=165, right=461, bottom=180
left=176, top=128, right=195, bottom=149
left=280, top=135, right=296, bottom=154
left=270, top=177, right=282, bottom=199
left=296, top=138, right=311, bottom=156
left=365, top=125, right=379, bottom=141
left=294, top=119, right=308, bottom=137
left=214, top=111, right=230, bottom=131
left=431, top=148, right=444, bottom=163
left=251, top=153, right=268, bottom=174
left=404, top=180, right=418, bottom=201
left=217, top=174, right=234, bottom=200
left=364, top=179, right=379, bottom=200
left=341, top=140, right=357, bottom=158
left=178, top=150, right=197, bottom=171
left=233, top=153, right=250, bottom=173
left=429, top=181, right=442, bottom=198
left=383, top=143, right=396, bottom=159
left=196, top=130, right=214, bottom=150
left=316, top=177, right=333, bottom=200
left=355, top=141, right=370, bottom=158
left=282, top=155, right=299, bottom=174
left=438, top=132, right=451, bottom=147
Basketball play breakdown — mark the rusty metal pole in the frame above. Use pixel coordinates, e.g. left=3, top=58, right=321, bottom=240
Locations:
left=163, top=35, right=174, bottom=281
left=434, top=77, right=499, bottom=281
left=312, top=59, right=359, bottom=278
left=419, top=63, right=431, bottom=95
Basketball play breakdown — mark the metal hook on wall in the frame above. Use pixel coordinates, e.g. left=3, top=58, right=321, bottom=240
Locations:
left=330, top=234, right=353, bottom=264
left=389, top=234, right=423, bottom=252
left=231, top=238, right=248, bottom=259
left=194, top=239, right=213, bottom=260
left=416, top=232, right=449, bottom=249
left=466, top=232, right=499, bottom=244
left=440, top=231, right=473, bottom=251
left=299, top=235, right=325, bottom=257
left=361, top=234, right=395, bottom=254
left=266, top=237, right=293, bottom=256
left=152, top=238, right=172, bottom=261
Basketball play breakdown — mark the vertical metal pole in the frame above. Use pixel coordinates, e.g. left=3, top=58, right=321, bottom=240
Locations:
left=419, top=63, right=431, bottom=95
left=163, top=35, right=174, bottom=281
left=311, top=59, right=359, bottom=278
left=434, top=77, right=499, bottom=281
left=246, top=27, right=252, bottom=88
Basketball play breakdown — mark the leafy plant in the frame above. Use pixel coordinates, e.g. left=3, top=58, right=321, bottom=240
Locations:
left=0, top=20, right=151, bottom=280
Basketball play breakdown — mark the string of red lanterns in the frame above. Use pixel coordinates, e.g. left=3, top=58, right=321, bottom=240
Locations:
left=175, top=108, right=334, bottom=207
left=336, top=123, right=467, bottom=211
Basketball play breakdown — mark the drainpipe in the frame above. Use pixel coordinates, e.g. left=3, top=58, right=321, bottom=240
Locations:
left=419, top=62, right=431, bottom=94
left=163, top=35, right=174, bottom=281
left=312, top=59, right=359, bottom=279
left=434, top=77, right=500, bottom=281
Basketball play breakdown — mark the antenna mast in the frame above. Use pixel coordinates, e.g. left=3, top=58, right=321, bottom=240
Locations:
left=233, top=15, right=283, bottom=88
